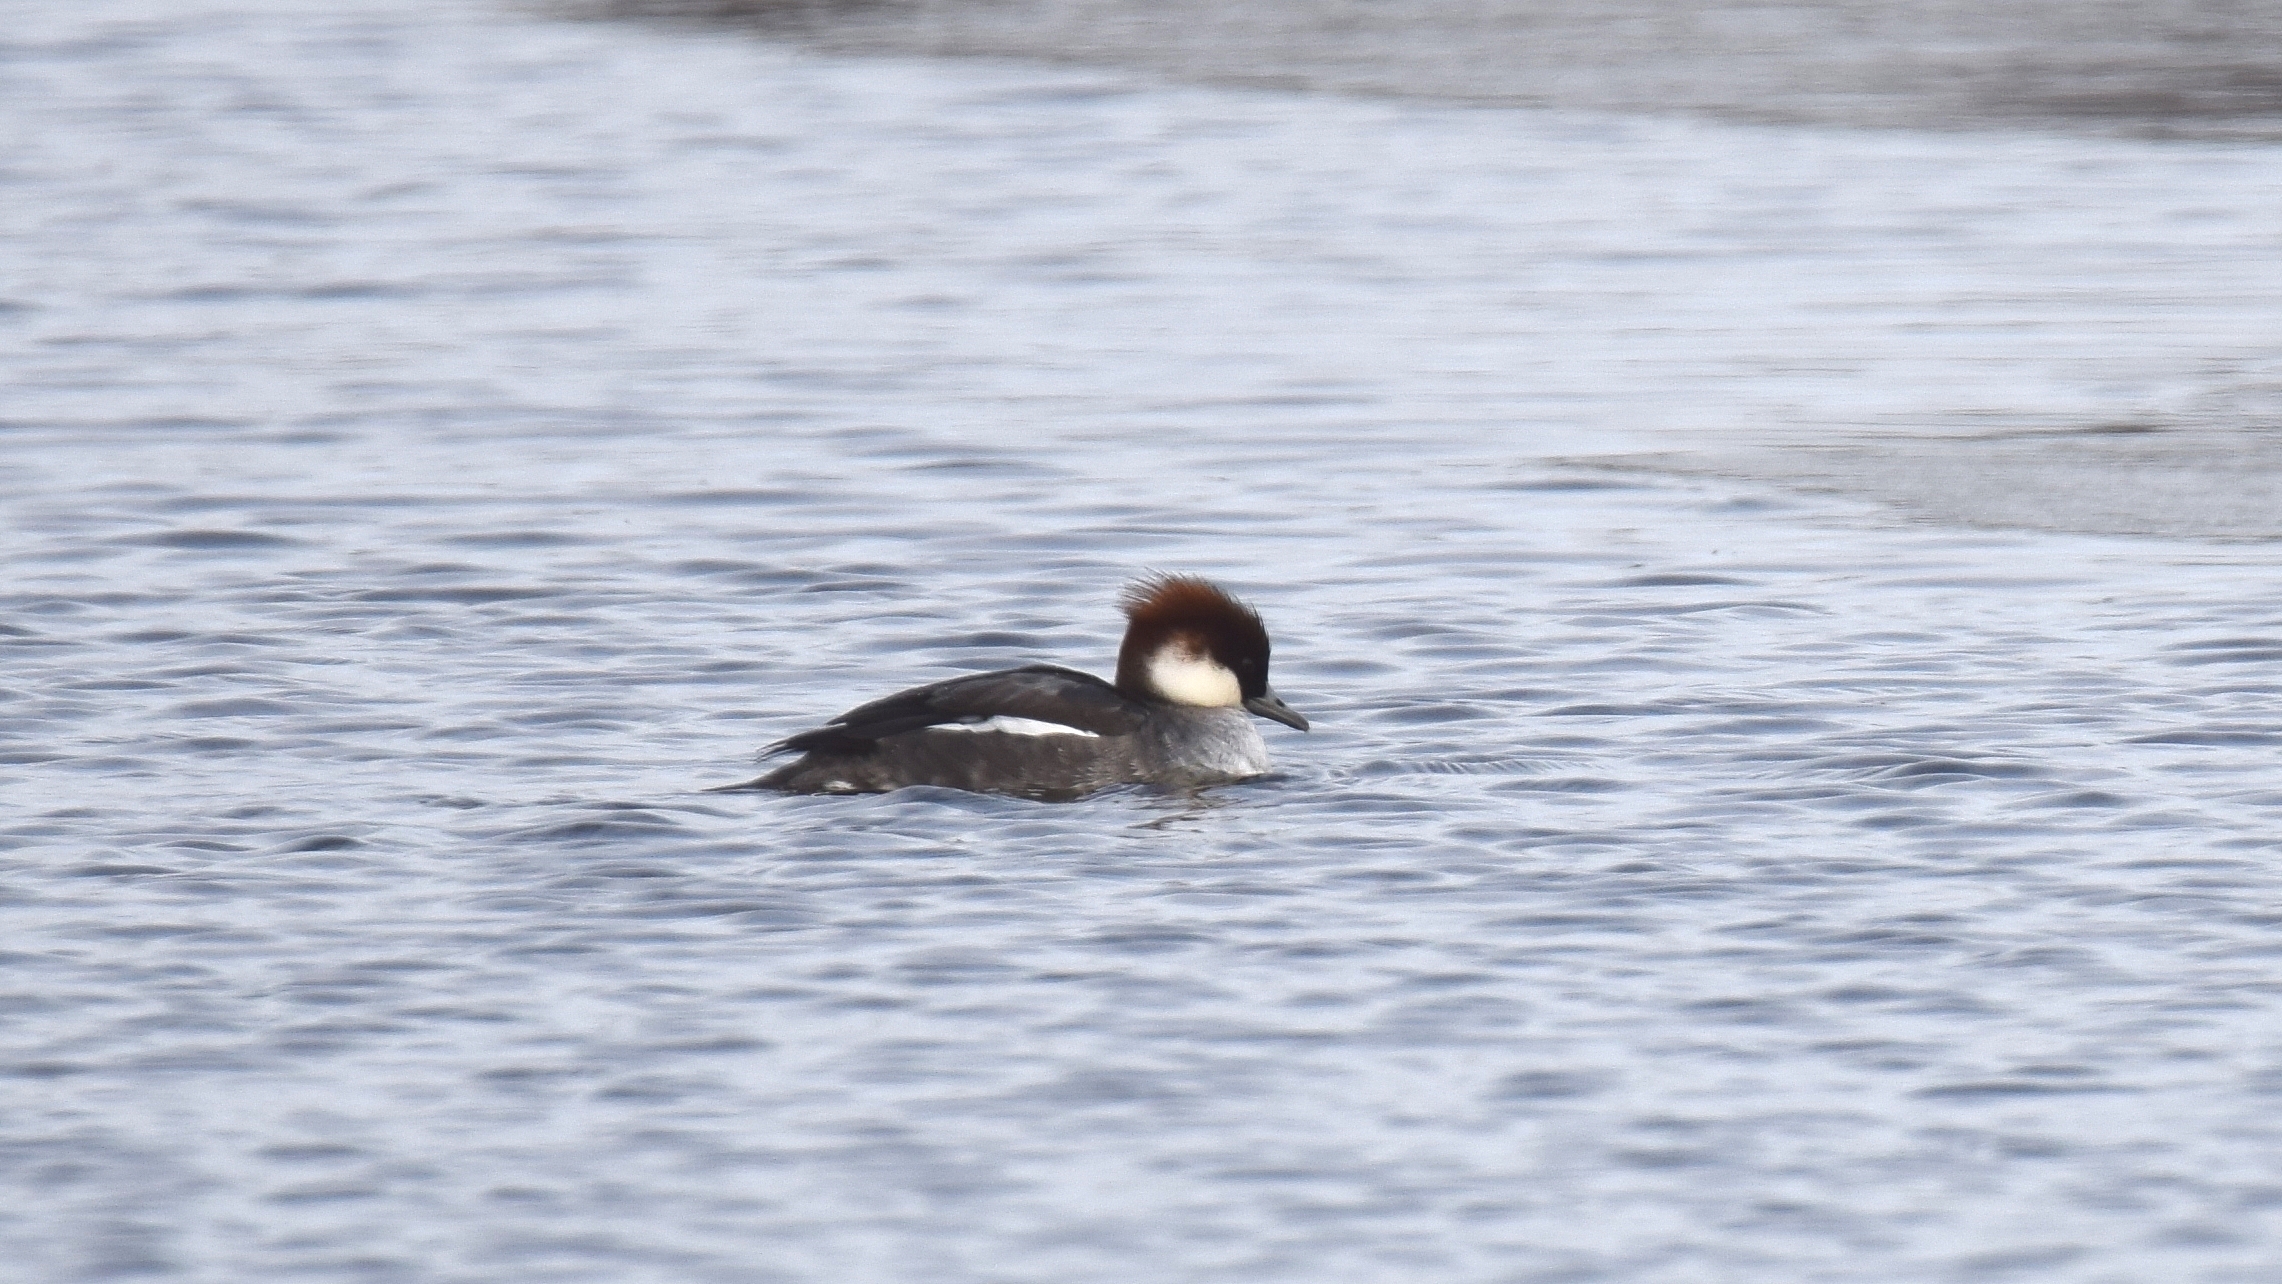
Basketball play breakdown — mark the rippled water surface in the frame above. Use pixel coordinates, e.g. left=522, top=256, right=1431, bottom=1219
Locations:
left=8, top=2, right=2282, bottom=1280
left=623, top=0, right=2282, bottom=140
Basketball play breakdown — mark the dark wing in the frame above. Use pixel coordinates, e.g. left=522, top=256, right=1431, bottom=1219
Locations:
left=766, top=665, right=1148, bottom=755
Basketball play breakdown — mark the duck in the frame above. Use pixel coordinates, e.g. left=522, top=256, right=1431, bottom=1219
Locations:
left=716, top=574, right=1307, bottom=797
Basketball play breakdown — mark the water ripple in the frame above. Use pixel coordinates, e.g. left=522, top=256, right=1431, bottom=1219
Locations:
left=5, top=2, right=2282, bottom=1281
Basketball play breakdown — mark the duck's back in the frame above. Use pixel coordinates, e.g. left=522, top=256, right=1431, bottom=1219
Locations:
left=736, top=668, right=1270, bottom=797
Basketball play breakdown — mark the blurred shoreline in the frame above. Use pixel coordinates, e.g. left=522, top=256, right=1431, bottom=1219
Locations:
left=582, top=0, right=2282, bottom=141
left=569, top=0, right=2282, bottom=543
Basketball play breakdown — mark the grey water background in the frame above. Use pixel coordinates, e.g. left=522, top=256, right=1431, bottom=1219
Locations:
left=7, top=0, right=2282, bottom=1280
left=623, top=0, right=2282, bottom=140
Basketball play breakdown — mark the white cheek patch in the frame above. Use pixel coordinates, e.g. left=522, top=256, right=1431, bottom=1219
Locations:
left=934, top=716, right=1102, bottom=739
left=1147, top=649, right=1243, bottom=708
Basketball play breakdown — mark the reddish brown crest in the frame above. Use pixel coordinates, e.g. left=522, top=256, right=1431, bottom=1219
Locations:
left=1114, top=574, right=1273, bottom=700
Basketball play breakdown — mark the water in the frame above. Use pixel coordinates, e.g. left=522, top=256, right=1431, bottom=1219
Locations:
left=617, top=0, right=2282, bottom=140
left=7, top=1, right=2282, bottom=1280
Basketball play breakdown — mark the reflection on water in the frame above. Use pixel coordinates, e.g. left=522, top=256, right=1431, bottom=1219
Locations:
left=6, top=0, right=2282, bottom=1281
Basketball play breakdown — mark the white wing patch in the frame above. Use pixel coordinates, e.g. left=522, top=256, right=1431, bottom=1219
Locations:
left=933, top=715, right=1101, bottom=739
